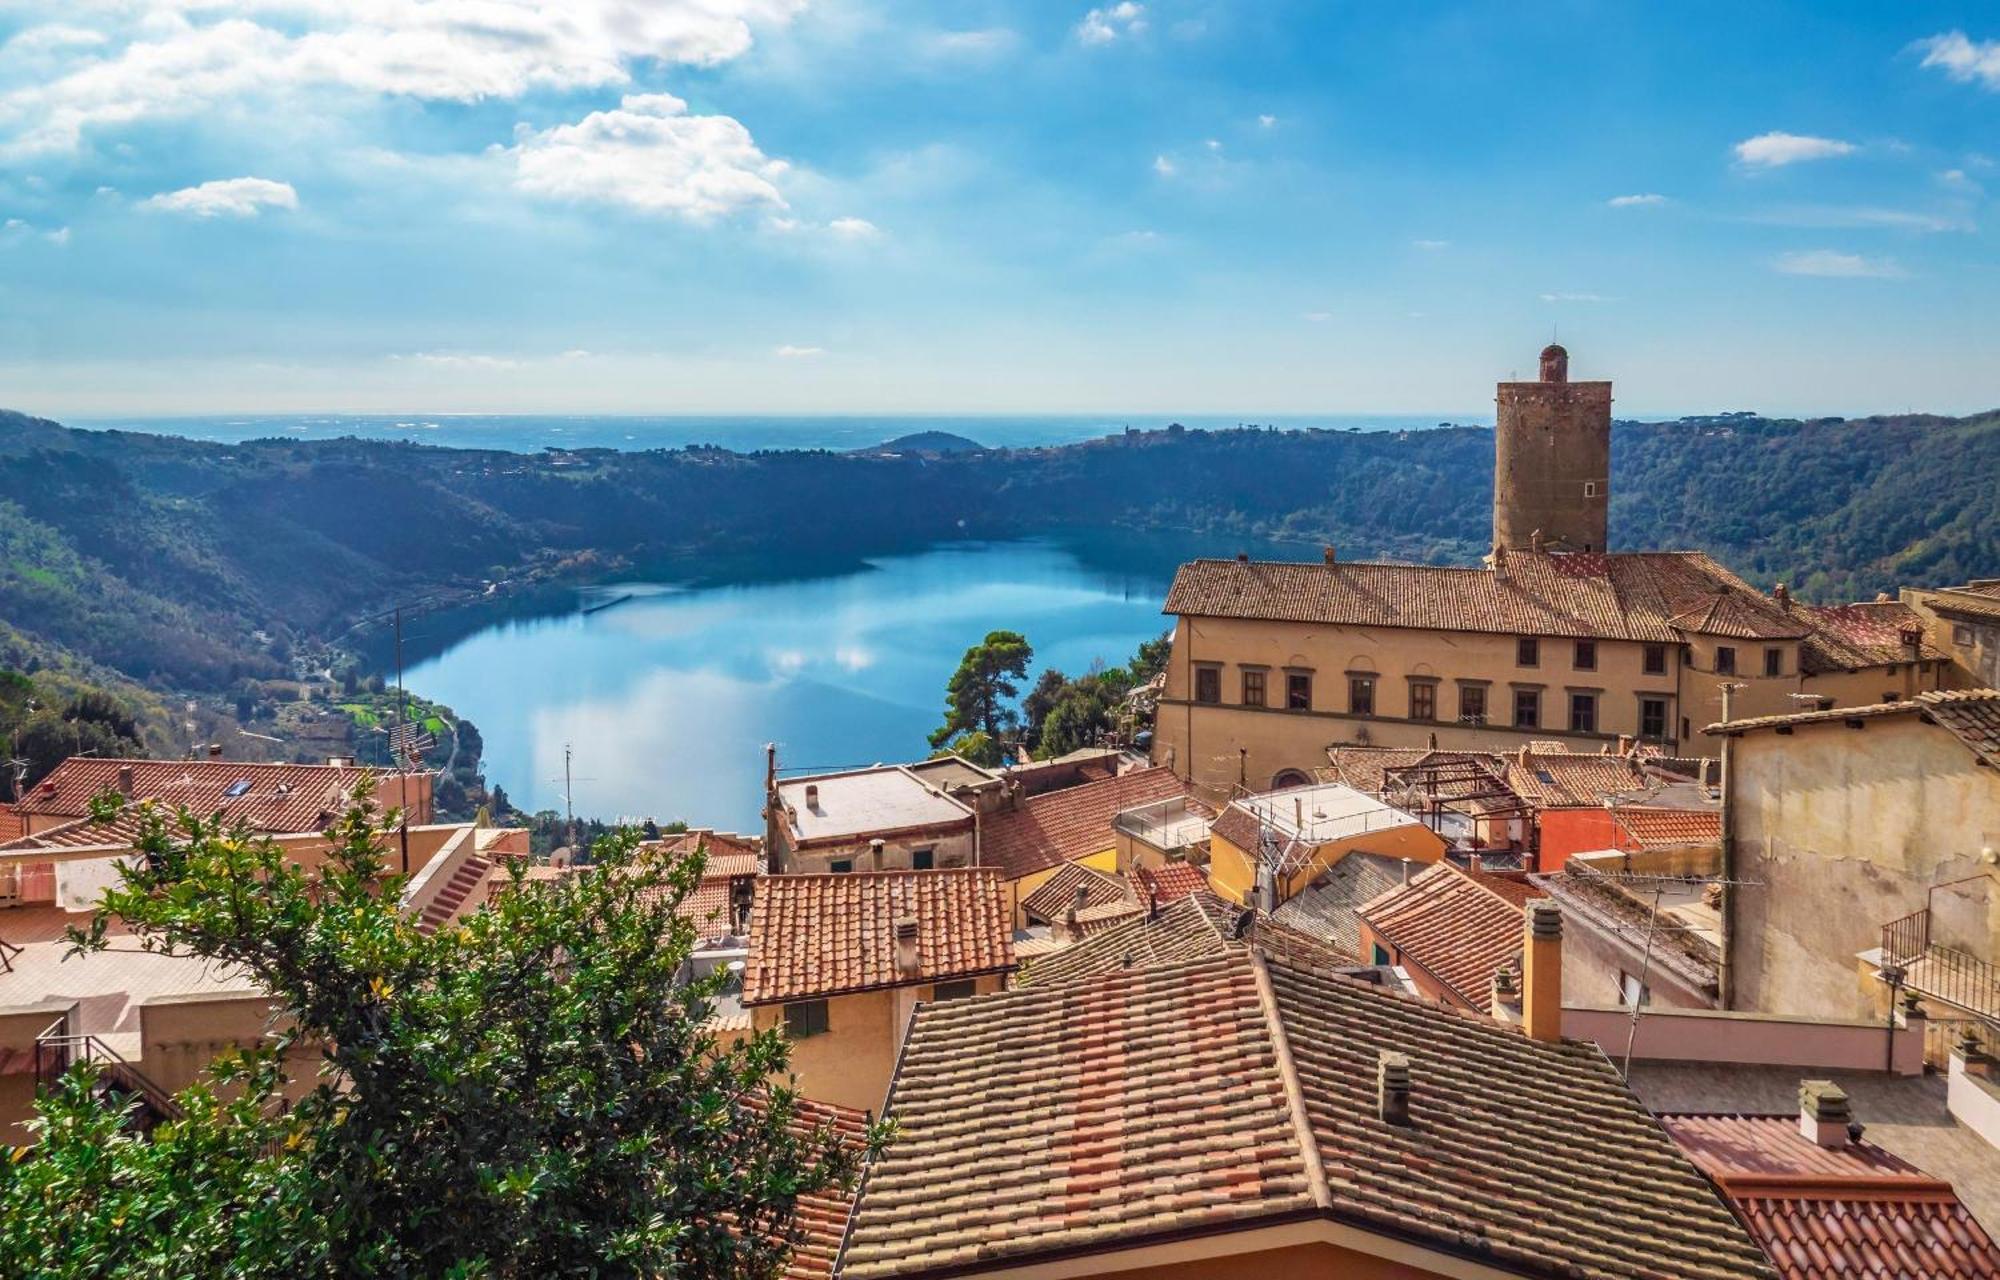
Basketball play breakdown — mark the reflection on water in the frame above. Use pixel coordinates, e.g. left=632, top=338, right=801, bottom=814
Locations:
left=399, top=531, right=1317, bottom=829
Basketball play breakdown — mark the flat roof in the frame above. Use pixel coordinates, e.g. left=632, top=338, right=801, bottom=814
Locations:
left=0, top=907, right=255, bottom=1051
left=775, top=766, right=973, bottom=844
left=1234, top=781, right=1420, bottom=845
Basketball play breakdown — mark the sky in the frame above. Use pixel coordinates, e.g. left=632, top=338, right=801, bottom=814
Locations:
left=0, top=1, right=1995, bottom=419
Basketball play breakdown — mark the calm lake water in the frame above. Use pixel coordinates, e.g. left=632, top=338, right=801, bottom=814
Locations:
left=395, top=530, right=1316, bottom=830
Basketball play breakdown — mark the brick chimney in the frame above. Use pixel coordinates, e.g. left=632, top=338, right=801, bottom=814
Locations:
left=893, top=918, right=921, bottom=981
left=1377, top=1051, right=1412, bottom=1126
left=1798, top=1080, right=1852, bottom=1148
left=1057, top=884, right=1090, bottom=942
left=1522, top=901, right=1563, bottom=1043
left=1489, top=966, right=1521, bottom=1025
left=116, top=764, right=135, bottom=798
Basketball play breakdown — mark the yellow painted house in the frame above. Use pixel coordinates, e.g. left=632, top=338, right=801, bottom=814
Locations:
left=979, top=766, right=1198, bottom=926
left=1207, top=781, right=1444, bottom=910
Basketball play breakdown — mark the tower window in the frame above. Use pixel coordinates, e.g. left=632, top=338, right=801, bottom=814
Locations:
left=1584, top=481, right=1599, bottom=498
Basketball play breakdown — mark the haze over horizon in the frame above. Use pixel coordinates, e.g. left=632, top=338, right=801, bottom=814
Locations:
left=2, top=2, right=1996, bottom=418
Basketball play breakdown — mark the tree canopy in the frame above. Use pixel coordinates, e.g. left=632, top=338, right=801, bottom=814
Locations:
left=2, top=787, right=875, bottom=1278
left=928, top=630, right=1034, bottom=752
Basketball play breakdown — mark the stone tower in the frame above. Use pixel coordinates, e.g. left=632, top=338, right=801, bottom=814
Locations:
left=1492, top=343, right=1612, bottom=554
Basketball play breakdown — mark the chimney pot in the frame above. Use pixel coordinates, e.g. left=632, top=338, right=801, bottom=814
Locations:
left=1377, top=1051, right=1413, bottom=1126
left=116, top=764, right=135, bottom=797
left=208, top=743, right=223, bottom=758
left=1798, top=1080, right=1853, bottom=1148
left=1323, top=545, right=1337, bottom=565
left=804, top=783, right=820, bottom=809
left=1236, top=551, right=1249, bottom=563
left=1522, top=901, right=1563, bottom=1043
left=1774, top=582, right=1790, bottom=608
left=894, top=917, right=921, bottom=979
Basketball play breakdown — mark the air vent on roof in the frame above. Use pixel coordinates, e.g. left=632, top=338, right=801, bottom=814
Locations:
left=223, top=779, right=252, bottom=799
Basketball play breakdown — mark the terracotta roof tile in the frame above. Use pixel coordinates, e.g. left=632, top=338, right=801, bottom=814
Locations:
left=783, top=1097, right=871, bottom=1280
left=1355, top=862, right=1543, bottom=1006
left=1505, top=749, right=1649, bottom=808
left=1015, top=893, right=1242, bottom=988
left=1613, top=806, right=1721, bottom=849
left=978, top=768, right=1189, bottom=881
left=1661, top=1113, right=2000, bottom=1280
left=1135, top=860, right=1208, bottom=905
left=840, top=951, right=1770, bottom=1279
left=743, top=869, right=1013, bottom=1005
left=1017, top=861, right=1133, bottom=925
left=11, top=757, right=412, bottom=832
left=1796, top=601, right=1947, bottom=673
left=1269, top=852, right=1409, bottom=957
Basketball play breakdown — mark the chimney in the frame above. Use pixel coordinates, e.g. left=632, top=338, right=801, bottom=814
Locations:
left=1798, top=1080, right=1852, bottom=1148
left=1530, top=528, right=1544, bottom=553
left=870, top=836, right=886, bottom=870
left=894, top=918, right=920, bottom=980
left=1489, top=966, right=1521, bottom=1025
left=208, top=743, right=223, bottom=759
left=1774, top=582, right=1791, bottom=609
left=1377, top=1052, right=1413, bottom=1126
left=1236, top=551, right=1249, bottom=563
left=1516, top=745, right=1531, bottom=770
left=804, top=783, right=820, bottom=810
left=1491, top=542, right=1509, bottom=582
left=1323, top=545, right=1337, bottom=565
left=1399, top=857, right=1411, bottom=884
left=1058, top=884, right=1089, bottom=941
left=1522, top=901, right=1563, bottom=1043
left=116, top=764, right=135, bottom=798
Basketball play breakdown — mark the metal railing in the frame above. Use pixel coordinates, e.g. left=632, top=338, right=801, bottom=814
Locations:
left=33, top=1018, right=184, bottom=1125
left=1882, top=907, right=1999, bottom=1023
left=1882, top=906, right=1930, bottom=967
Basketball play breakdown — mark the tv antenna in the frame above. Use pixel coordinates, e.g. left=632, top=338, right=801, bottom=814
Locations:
left=547, top=743, right=597, bottom=851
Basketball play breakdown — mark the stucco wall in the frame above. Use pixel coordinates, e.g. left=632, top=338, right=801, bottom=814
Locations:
left=1559, top=910, right=1714, bottom=1011
left=786, top=826, right=976, bottom=875
left=754, top=974, right=1007, bottom=1114
left=1210, top=826, right=1441, bottom=909
left=1729, top=715, right=2000, bottom=1020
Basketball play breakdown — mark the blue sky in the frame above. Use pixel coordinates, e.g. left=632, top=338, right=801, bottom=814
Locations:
left=0, top=1, right=1994, bottom=418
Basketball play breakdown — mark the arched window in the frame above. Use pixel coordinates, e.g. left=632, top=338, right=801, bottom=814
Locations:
left=1271, top=769, right=1312, bottom=791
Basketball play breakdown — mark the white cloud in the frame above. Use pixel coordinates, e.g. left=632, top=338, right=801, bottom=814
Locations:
left=774, top=344, right=824, bottom=358
left=1607, top=193, right=1666, bottom=207
left=1734, top=131, right=1856, bottom=169
left=1257, top=113, right=1277, bottom=129
left=1773, top=249, right=1905, bottom=279
left=1753, top=205, right=1971, bottom=233
left=1411, top=238, right=1448, bottom=250
left=141, top=176, right=298, bottom=217
left=0, top=1, right=806, bottom=155
left=43, top=225, right=69, bottom=245
left=393, top=351, right=523, bottom=369
left=1203, top=138, right=1221, bottom=152
left=827, top=215, right=880, bottom=239
left=1540, top=291, right=1608, bottom=302
left=1914, top=31, right=2000, bottom=91
left=1076, top=3, right=1145, bottom=45
left=1151, top=153, right=1175, bottom=177
left=508, top=94, right=787, bottom=221
left=921, top=28, right=1018, bottom=59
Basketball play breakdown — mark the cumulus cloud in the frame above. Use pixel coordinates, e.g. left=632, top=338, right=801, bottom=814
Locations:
left=1077, top=3, right=1145, bottom=45
left=827, top=216, right=880, bottom=239
left=1151, top=153, right=1175, bottom=177
left=773, top=344, right=824, bottom=358
left=1734, top=132, right=1856, bottom=169
left=1773, top=249, right=1905, bottom=278
left=1607, top=193, right=1666, bottom=207
left=0, top=1, right=805, bottom=154
left=921, top=28, right=1018, bottom=60
left=508, top=94, right=787, bottom=221
left=141, top=176, right=298, bottom=217
left=1914, top=31, right=2000, bottom=90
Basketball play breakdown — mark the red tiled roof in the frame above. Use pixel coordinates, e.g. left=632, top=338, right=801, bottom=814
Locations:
left=1136, top=859, right=1207, bottom=905
left=842, top=950, right=1771, bottom=1280
left=784, top=1097, right=870, bottom=1280
left=13, top=757, right=404, bottom=831
left=1505, top=749, right=1648, bottom=808
left=650, top=828, right=762, bottom=878
left=1661, top=1112, right=2000, bottom=1280
left=1797, top=601, right=1948, bottom=673
left=1356, top=861, right=1543, bottom=1007
left=743, top=869, right=1013, bottom=1005
left=1613, top=806, right=1721, bottom=849
left=977, top=767, right=1189, bottom=881
left=1, top=802, right=160, bottom=850
left=1017, top=860, right=1133, bottom=924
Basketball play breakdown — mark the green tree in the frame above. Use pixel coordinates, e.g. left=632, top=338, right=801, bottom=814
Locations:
left=1020, top=668, right=1069, bottom=750
left=928, top=630, right=1033, bottom=751
left=6, top=790, right=875, bottom=1278
left=930, top=730, right=1004, bottom=768
left=1128, top=631, right=1172, bottom=685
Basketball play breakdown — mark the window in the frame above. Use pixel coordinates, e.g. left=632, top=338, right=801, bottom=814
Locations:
left=1714, top=646, right=1737, bottom=675
left=931, top=979, right=977, bottom=1002
left=1569, top=692, right=1597, bottom=734
left=911, top=848, right=934, bottom=871
left=1194, top=666, right=1221, bottom=704
left=1286, top=672, right=1312, bottom=710
left=1639, top=696, right=1668, bottom=742
left=829, top=859, right=853, bottom=874
left=1517, top=636, right=1539, bottom=667
left=1241, top=669, right=1266, bottom=707
left=1884, top=691, right=1901, bottom=702
left=1643, top=644, right=1667, bottom=676
left=1409, top=682, right=1436, bottom=721
left=783, top=1000, right=830, bottom=1038
left=1583, top=481, right=1599, bottom=498
left=1513, top=688, right=1540, bottom=729
left=1371, top=943, right=1392, bottom=967
left=1574, top=639, right=1597, bottom=671
left=1954, top=624, right=1975, bottom=646
left=1459, top=685, right=1488, bottom=724
left=1618, top=971, right=1650, bottom=1010
left=1347, top=676, right=1374, bottom=716
left=1763, top=647, right=1783, bottom=677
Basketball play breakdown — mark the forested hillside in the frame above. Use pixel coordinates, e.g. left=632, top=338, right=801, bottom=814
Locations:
left=0, top=406, right=1994, bottom=704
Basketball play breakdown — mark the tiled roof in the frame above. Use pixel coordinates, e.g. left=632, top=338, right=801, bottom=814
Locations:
left=1316, top=745, right=1436, bottom=793
left=784, top=1097, right=872, bottom=1280
left=1, top=802, right=160, bottom=850
left=1667, top=591, right=1810, bottom=640
left=1014, top=892, right=1243, bottom=988
left=653, top=828, right=762, bottom=878
left=977, top=767, right=1188, bottom=881
left=13, top=757, right=395, bottom=829
left=1164, top=550, right=1789, bottom=644
left=1017, top=861, right=1133, bottom=925
left=1709, top=689, right=2000, bottom=768
left=1660, top=1112, right=2000, bottom=1280
left=1530, top=869, right=1720, bottom=993
left=1270, top=851, right=1411, bottom=957
left=1504, top=749, right=1648, bottom=808
left=1355, top=862, right=1543, bottom=1007
left=1612, top=805, right=1721, bottom=849
left=1135, top=859, right=1208, bottom=905
left=1927, top=584, right=2000, bottom=623
left=676, top=879, right=736, bottom=937
left=840, top=950, right=1771, bottom=1279
left=1796, top=601, right=1947, bottom=673
left=1071, top=898, right=1144, bottom=935
left=743, top=869, right=1014, bottom=1006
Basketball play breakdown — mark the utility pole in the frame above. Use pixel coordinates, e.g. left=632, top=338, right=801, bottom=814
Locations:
left=395, top=605, right=410, bottom=876
left=564, top=743, right=576, bottom=852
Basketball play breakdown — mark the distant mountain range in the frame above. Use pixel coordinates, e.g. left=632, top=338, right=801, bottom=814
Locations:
left=1, top=407, right=1994, bottom=703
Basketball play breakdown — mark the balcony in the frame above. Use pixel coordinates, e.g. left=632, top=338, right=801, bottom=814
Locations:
left=1881, top=907, right=1999, bottom=1026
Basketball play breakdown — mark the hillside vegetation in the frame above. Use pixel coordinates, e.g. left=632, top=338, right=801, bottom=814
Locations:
left=0, top=407, right=1994, bottom=706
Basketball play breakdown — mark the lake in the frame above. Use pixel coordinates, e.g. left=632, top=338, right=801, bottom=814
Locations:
left=394, top=529, right=1313, bottom=830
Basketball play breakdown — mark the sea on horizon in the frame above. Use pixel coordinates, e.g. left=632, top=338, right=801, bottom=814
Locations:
left=64, top=412, right=1491, bottom=455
